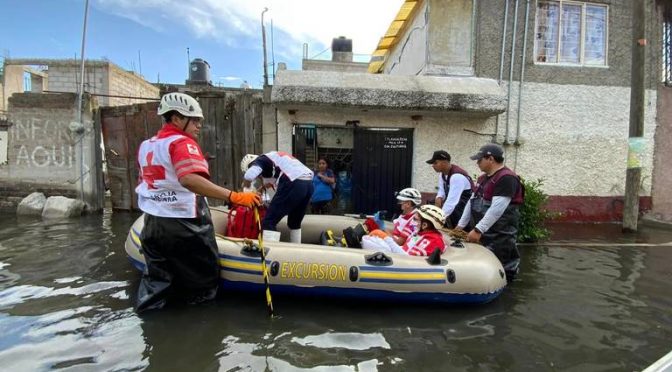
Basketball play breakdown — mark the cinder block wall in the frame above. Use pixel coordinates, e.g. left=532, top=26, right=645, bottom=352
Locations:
left=48, top=65, right=109, bottom=105
left=0, top=93, right=96, bottom=211
left=108, top=65, right=159, bottom=106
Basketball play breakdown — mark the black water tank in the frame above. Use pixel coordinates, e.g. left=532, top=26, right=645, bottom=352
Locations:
left=189, top=58, right=211, bottom=84
left=331, top=36, right=352, bottom=53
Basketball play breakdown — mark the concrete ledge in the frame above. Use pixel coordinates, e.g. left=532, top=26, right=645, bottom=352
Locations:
left=271, top=70, right=506, bottom=115
left=641, top=214, right=672, bottom=230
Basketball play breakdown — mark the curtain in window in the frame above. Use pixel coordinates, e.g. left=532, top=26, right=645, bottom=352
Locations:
left=535, top=1, right=559, bottom=63
left=559, top=4, right=581, bottom=64
left=584, top=5, right=607, bottom=65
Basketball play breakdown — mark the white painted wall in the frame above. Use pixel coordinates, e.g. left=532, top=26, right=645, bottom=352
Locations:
left=499, top=82, right=657, bottom=196
left=277, top=109, right=491, bottom=195
left=427, top=0, right=474, bottom=75
left=276, top=83, right=657, bottom=198
left=0, top=130, right=7, bottom=165
left=384, top=1, right=428, bottom=76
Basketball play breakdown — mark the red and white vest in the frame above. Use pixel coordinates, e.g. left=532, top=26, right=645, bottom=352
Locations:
left=392, top=212, right=417, bottom=240
left=136, top=135, right=204, bottom=218
left=266, top=151, right=313, bottom=181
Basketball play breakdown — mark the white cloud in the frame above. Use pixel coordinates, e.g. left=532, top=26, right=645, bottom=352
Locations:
left=94, top=0, right=404, bottom=60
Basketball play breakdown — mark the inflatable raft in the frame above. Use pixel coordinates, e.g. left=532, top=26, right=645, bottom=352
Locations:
left=125, top=207, right=507, bottom=305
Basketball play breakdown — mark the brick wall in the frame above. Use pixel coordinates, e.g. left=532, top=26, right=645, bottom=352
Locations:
left=47, top=62, right=159, bottom=107
left=47, top=65, right=110, bottom=106
left=108, top=64, right=159, bottom=106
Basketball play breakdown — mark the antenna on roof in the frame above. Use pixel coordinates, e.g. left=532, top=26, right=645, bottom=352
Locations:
left=138, top=50, right=142, bottom=75
left=186, top=47, right=190, bottom=73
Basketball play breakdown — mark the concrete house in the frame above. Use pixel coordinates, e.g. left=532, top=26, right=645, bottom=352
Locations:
left=1, top=58, right=159, bottom=111
left=271, top=0, right=666, bottom=222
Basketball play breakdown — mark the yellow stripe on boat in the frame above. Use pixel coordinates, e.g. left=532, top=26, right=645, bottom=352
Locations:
left=131, top=229, right=141, bottom=246
left=220, top=259, right=262, bottom=273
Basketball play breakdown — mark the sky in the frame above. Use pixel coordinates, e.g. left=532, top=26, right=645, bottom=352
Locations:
left=0, top=0, right=404, bottom=89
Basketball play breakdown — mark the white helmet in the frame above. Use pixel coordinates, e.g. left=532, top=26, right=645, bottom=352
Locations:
left=240, top=154, right=258, bottom=173
left=396, top=188, right=422, bottom=205
left=157, top=93, right=204, bottom=119
left=415, top=204, right=445, bottom=230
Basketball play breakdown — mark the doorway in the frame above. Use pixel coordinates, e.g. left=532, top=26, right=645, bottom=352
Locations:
left=293, top=125, right=413, bottom=217
left=352, top=128, right=413, bottom=219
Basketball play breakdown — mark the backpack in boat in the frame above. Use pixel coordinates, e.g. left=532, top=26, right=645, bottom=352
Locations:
left=226, top=206, right=266, bottom=239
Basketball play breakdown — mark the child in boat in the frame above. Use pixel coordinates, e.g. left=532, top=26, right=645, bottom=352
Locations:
left=364, top=204, right=447, bottom=256
left=361, top=188, right=421, bottom=249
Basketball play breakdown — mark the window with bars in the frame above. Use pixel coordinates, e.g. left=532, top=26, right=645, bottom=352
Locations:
left=534, top=1, right=608, bottom=66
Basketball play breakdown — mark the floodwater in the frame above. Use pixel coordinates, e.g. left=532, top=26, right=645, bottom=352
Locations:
left=0, top=210, right=671, bottom=371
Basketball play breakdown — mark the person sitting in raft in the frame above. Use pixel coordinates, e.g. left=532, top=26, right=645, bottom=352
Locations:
left=365, top=204, right=447, bottom=256
left=241, top=151, right=314, bottom=243
left=361, top=187, right=421, bottom=250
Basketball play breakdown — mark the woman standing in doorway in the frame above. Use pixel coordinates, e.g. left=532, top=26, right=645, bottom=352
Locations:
left=310, top=157, right=336, bottom=214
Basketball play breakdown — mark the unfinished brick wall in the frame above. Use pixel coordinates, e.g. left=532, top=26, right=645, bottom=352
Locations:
left=46, top=61, right=158, bottom=107
left=47, top=64, right=110, bottom=106
left=108, top=64, right=159, bottom=106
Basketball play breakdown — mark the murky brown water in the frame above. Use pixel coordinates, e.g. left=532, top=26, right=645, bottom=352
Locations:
left=0, top=211, right=671, bottom=371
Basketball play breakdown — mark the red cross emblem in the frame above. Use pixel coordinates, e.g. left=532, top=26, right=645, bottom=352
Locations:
left=142, top=151, right=165, bottom=189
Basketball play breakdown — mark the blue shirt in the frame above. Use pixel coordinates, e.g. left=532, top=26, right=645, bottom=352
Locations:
left=311, top=169, right=334, bottom=203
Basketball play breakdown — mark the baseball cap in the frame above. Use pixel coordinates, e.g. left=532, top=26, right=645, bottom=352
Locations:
left=425, top=150, right=451, bottom=164
left=469, top=143, right=504, bottom=160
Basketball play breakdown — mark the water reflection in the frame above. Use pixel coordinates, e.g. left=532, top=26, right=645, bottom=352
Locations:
left=0, top=212, right=671, bottom=371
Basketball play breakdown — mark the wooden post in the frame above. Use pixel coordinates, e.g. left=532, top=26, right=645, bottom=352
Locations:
left=622, top=0, right=647, bottom=232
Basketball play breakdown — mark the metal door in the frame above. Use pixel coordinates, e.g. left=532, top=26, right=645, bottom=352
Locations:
left=352, top=128, right=413, bottom=218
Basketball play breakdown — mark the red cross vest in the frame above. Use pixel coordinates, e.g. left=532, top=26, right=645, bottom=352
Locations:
left=136, top=135, right=203, bottom=218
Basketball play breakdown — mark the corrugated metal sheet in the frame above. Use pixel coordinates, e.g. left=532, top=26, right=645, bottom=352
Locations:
left=368, top=0, right=422, bottom=73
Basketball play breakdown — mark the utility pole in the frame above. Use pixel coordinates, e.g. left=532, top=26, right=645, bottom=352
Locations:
left=261, top=7, right=269, bottom=87
left=76, top=0, right=90, bottom=202
left=622, top=0, right=647, bottom=232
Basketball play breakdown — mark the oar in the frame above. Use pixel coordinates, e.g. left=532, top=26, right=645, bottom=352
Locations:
left=254, top=207, right=274, bottom=317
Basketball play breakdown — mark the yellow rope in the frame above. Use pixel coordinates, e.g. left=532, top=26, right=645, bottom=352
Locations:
left=254, top=207, right=274, bottom=317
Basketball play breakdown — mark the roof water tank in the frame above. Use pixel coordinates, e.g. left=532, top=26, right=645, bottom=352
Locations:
left=331, top=36, right=352, bottom=53
left=189, top=58, right=211, bottom=84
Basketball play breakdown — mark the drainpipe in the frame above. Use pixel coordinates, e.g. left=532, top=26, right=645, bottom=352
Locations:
left=504, top=0, right=520, bottom=145
left=514, top=0, right=531, bottom=146
left=494, top=0, right=510, bottom=142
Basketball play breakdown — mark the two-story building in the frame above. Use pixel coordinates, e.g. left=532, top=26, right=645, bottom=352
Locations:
left=270, top=0, right=665, bottom=222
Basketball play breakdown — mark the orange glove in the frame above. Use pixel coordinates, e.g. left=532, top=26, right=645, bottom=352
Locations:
left=230, top=191, right=261, bottom=207
left=368, top=229, right=388, bottom=239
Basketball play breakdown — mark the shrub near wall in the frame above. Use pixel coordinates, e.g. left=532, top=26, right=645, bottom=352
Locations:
left=518, top=178, right=555, bottom=242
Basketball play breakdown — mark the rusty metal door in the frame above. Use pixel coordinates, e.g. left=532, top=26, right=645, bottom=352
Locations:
left=101, top=103, right=161, bottom=210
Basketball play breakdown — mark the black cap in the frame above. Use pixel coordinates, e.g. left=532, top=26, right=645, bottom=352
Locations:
left=425, top=150, right=451, bottom=164
left=469, top=143, right=504, bottom=160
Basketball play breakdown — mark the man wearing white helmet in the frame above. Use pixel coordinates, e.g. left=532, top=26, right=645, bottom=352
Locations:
left=361, top=188, right=421, bottom=250
left=241, top=151, right=314, bottom=243
left=366, top=204, right=446, bottom=256
left=135, top=92, right=260, bottom=313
